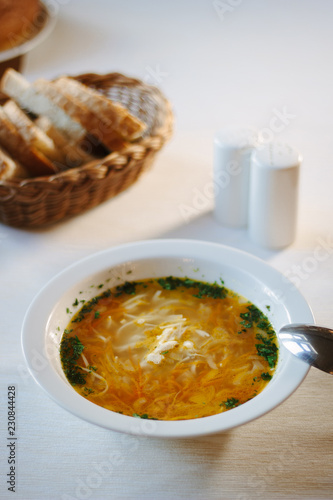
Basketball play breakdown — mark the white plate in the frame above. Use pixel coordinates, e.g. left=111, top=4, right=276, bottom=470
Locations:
left=0, top=1, right=57, bottom=63
left=21, top=239, right=314, bottom=438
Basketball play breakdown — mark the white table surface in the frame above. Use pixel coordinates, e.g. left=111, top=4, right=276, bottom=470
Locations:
left=1, top=1, right=333, bottom=499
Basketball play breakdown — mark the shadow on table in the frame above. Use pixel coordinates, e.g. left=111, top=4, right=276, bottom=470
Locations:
left=156, top=210, right=281, bottom=262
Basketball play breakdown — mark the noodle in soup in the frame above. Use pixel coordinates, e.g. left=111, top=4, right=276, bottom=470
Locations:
left=60, top=277, right=278, bottom=420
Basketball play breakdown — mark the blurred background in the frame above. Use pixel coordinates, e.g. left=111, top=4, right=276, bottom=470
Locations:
left=23, top=0, right=332, bottom=240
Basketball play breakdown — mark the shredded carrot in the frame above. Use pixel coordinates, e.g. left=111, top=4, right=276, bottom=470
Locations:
left=60, top=278, right=278, bottom=420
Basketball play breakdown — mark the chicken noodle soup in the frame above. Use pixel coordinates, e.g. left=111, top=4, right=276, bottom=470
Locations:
left=60, top=277, right=278, bottom=420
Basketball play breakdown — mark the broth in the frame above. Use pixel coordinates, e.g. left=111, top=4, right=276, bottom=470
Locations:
left=60, top=277, right=278, bottom=420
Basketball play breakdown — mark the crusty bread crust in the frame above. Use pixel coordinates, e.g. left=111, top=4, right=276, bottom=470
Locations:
left=0, top=145, right=29, bottom=180
left=0, top=69, right=85, bottom=142
left=0, top=107, right=58, bottom=176
left=0, top=69, right=148, bottom=180
left=53, top=77, right=146, bottom=140
left=35, top=116, right=95, bottom=168
left=35, top=78, right=129, bottom=151
left=3, top=100, right=64, bottom=163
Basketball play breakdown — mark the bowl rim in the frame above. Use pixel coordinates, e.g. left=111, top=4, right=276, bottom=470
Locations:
left=21, top=239, right=314, bottom=438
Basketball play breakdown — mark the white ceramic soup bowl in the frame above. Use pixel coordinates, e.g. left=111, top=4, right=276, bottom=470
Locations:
left=21, top=239, right=313, bottom=438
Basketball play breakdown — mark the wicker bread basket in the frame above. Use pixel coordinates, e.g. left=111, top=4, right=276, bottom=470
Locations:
left=0, top=72, right=173, bottom=227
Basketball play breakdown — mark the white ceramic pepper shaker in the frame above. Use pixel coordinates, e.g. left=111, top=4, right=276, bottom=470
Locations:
left=248, top=142, right=301, bottom=249
left=213, top=127, right=258, bottom=227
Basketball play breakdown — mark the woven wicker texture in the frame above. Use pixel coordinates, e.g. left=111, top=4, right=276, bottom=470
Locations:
left=0, top=72, right=173, bottom=227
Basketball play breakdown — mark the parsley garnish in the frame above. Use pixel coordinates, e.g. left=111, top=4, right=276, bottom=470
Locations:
left=71, top=290, right=111, bottom=323
left=157, top=277, right=190, bottom=290
left=240, top=305, right=275, bottom=336
left=83, top=387, right=94, bottom=395
left=220, top=397, right=239, bottom=409
left=60, top=335, right=86, bottom=385
left=115, top=281, right=141, bottom=296
left=238, top=305, right=278, bottom=368
left=255, top=334, right=278, bottom=368
left=133, top=413, right=158, bottom=420
left=157, top=276, right=227, bottom=299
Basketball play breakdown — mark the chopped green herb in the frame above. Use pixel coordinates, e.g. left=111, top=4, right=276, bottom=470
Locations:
left=60, top=335, right=86, bottom=385
left=98, top=284, right=104, bottom=289
left=115, top=281, right=140, bottom=296
left=161, top=350, right=169, bottom=355
left=83, top=387, right=94, bottom=395
left=72, top=298, right=79, bottom=306
left=157, top=276, right=227, bottom=299
left=193, top=282, right=226, bottom=299
left=94, top=311, right=100, bottom=319
left=240, top=305, right=275, bottom=336
left=132, top=413, right=158, bottom=420
left=71, top=291, right=111, bottom=323
left=157, top=276, right=189, bottom=290
left=72, top=336, right=84, bottom=357
left=261, top=372, right=272, bottom=381
left=255, top=334, right=278, bottom=368
left=220, top=397, right=239, bottom=409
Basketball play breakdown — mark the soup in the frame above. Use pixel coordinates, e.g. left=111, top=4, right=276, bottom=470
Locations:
left=60, top=277, right=278, bottom=420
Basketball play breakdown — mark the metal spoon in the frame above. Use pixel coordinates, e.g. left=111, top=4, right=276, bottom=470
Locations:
left=278, top=324, right=333, bottom=375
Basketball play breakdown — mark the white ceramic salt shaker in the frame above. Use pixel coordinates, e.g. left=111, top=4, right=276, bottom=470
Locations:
left=213, top=127, right=258, bottom=227
left=248, top=142, right=301, bottom=249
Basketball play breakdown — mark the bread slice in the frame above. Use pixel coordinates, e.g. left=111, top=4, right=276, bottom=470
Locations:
left=34, top=78, right=129, bottom=151
left=3, top=100, right=64, bottom=164
left=0, top=145, right=29, bottom=181
left=53, top=77, right=146, bottom=141
left=35, top=116, right=94, bottom=168
left=0, top=69, right=86, bottom=142
left=0, top=106, right=58, bottom=177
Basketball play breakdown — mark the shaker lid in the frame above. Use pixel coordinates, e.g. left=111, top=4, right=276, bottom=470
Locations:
left=214, top=126, right=258, bottom=151
left=252, top=142, right=302, bottom=169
